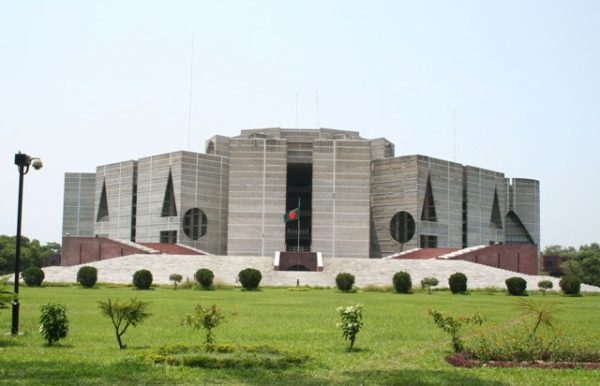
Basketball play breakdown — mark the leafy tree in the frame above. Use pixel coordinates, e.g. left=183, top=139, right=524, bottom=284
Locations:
left=421, top=277, right=439, bottom=294
left=169, top=273, right=183, bottom=290
left=98, top=298, right=151, bottom=349
left=0, top=235, right=60, bottom=274
left=0, top=283, right=12, bottom=311
left=537, top=280, right=553, bottom=295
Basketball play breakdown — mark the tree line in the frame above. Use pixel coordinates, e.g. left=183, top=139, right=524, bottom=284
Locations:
left=542, top=243, right=600, bottom=287
left=0, top=235, right=60, bottom=275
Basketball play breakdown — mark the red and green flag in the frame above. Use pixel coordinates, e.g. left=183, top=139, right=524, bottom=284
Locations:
left=284, top=207, right=300, bottom=222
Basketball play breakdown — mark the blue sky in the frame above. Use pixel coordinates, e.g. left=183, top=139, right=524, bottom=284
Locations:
left=1, top=0, right=599, bottom=248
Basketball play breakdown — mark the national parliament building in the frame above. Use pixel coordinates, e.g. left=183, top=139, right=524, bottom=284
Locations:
left=62, top=128, right=539, bottom=261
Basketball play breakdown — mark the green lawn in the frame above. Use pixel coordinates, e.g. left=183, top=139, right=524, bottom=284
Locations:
left=1, top=286, right=599, bottom=385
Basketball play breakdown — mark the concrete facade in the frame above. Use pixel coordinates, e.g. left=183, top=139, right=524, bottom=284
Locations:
left=62, top=173, right=96, bottom=237
left=62, top=128, right=540, bottom=260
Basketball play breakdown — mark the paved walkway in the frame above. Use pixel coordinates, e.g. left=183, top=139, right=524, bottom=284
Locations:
left=41, top=254, right=600, bottom=292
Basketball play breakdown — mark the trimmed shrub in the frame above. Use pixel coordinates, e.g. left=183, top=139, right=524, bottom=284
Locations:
left=448, top=272, right=467, bottom=294
left=421, top=277, right=439, bottom=294
left=169, top=273, right=183, bottom=290
left=23, top=267, right=44, bottom=287
left=77, top=266, right=98, bottom=288
left=559, top=275, right=581, bottom=295
left=505, top=277, right=527, bottom=296
left=392, top=271, right=412, bottom=293
left=335, top=273, right=355, bottom=292
left=195, top=269, right=215, bottom=290
left=238, top=268, right=262, bottom=290
left=133, top=269, right=153, bottom=290
left=538, top=280, right=553, bottom=295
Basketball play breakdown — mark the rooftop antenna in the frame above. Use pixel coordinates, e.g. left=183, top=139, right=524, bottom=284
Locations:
left=295, top=92, right=299, bottom=129
left=316, top=91, right=320, bottom=129
left=453, top=110, right=456, bottom=162
left=187, top=34, right=194, bottom=150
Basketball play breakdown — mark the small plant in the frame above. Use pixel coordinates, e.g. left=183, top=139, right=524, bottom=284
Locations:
left=238, top=268, right=262, bottom=290
left=448, top=272, right=468, bottom=294
left=39, top=303, right=69, bottom=345
left=23, top=267, right=45, bottom=287
left=559, top=275, right=581, bottom=295
left=182, top=304, right=225, bottom=350
left=538, top=280, right=553, bottom=295
left=429, top=309, right=483, bottom=353
left=335, top=273, right=355, bottom=292
left=98, top=298, right=151, bottom=350
left=505, top=277, right=528, bottom=296
left=421, top=277, right=439, bottom=294
left=392, top=271, right=412, bottom=293
left=77, top=266, right=98, bottom=288
left=516, top=299, right=557, bottom=337
left=195, top=268, right=215, bottom=290
left=336, top=304, right=363, bottom=352
left=0, top=284, right=11, bottom=311
left=169, top=273, right=183, bottom=290
left=132, top=269, right=153, bottom=290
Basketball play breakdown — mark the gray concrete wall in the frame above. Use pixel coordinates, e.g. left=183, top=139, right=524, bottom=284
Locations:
left=312, top=139, right=371, bottom=258
left=93, top=161, right=137, bottom=240
left=370, top=156, right=419, bottom=256
left=464, top=165, right=507, bottom=246
left=508, top=178, right=540, bottom=248
left=227, top=137, right=287, bottom=256
left=62, top=172, right=96, bottom=237
left=416, top=156, right=464, bottom=248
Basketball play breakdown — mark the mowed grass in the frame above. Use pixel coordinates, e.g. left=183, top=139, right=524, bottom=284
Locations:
left=1, top=286, right=600, bottom=385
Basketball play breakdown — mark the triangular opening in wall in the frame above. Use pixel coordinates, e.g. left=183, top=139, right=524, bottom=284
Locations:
left=161, top=169, right=178, bottom=217
left=96, top=180, right=109, bottom=222
left=505, top=211, right=534, bottom=245
left=421, top=173, right=437, bottom=221
left=490, top=187, right=503, bottom=229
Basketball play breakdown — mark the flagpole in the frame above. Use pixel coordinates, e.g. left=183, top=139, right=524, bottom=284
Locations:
left=297, top=198, right=301, bottom=252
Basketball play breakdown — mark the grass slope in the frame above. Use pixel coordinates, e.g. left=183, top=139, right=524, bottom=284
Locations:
left=0, top=286, right=599, bottom=385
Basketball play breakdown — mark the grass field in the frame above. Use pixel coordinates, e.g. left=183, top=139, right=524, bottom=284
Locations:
left=1, top=285, right=599, bottom=385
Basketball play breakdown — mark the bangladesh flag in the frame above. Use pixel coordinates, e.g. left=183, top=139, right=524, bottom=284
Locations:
left=284, top=207, right=300, bottom=222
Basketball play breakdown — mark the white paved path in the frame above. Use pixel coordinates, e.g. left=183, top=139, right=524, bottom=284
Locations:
left=41, top=254, right=600, bottom=292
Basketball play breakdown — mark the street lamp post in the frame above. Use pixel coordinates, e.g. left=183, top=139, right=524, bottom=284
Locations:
left=12, top=152, right=42, bottom=336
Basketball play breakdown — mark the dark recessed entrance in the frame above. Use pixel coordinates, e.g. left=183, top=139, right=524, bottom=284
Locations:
left=285, top=163, right=312, bottom=252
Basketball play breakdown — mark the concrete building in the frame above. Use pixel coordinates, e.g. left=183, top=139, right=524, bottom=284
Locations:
left=62, top=128, right=539, bottom=264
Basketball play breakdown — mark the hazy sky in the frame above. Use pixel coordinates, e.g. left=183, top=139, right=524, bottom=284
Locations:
left=1, top=1, right=598, bottom=249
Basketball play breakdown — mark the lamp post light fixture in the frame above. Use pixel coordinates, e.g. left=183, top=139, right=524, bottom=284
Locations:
left=12, top=152, right=43, bottom=336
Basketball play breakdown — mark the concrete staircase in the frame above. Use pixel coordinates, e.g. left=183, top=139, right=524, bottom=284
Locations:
left=42, top=254, right=600, bottom=292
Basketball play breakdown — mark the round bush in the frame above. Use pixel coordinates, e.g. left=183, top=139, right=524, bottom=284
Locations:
left=23, top=267, right=44, bottom=287
left=335, top=272, right=355, bottom=292
left=505, top=276, right=527, bottom=296
left=195, top=268, right=215, bottom=290
left=559, top=275, right=581, bottom=295
left=77, top=266, right=98, bottom=288
left=392, top=271, right=412, bottom=293
left=133, top=269, right=153, bottom=290
left=448, top=272, right=468, bottom=294
left=238, top=268, right=262, bottom=290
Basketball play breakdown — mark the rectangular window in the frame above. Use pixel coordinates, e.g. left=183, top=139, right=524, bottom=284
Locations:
left=160, top=230, right=177, bottom=244
left=420, top=235, right=438, bottom=248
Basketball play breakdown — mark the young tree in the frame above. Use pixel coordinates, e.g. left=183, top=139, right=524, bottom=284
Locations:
left=169, top=273, right=183, bottom=290
left=182, top=304, right=225, bottom=350
left=336, top=304, right=364, bottom=352
left=98, top=298, right=151, bottom=350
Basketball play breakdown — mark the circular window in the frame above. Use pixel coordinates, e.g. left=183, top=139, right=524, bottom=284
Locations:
left=183, top=208, right=207, bottom=240
left=390, top=211, right=415, bottom=243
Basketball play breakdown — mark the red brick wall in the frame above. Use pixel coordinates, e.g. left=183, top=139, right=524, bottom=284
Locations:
left=450, top=244, right=538, bottom=275
left=61, top=237, right=149, bottom=266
